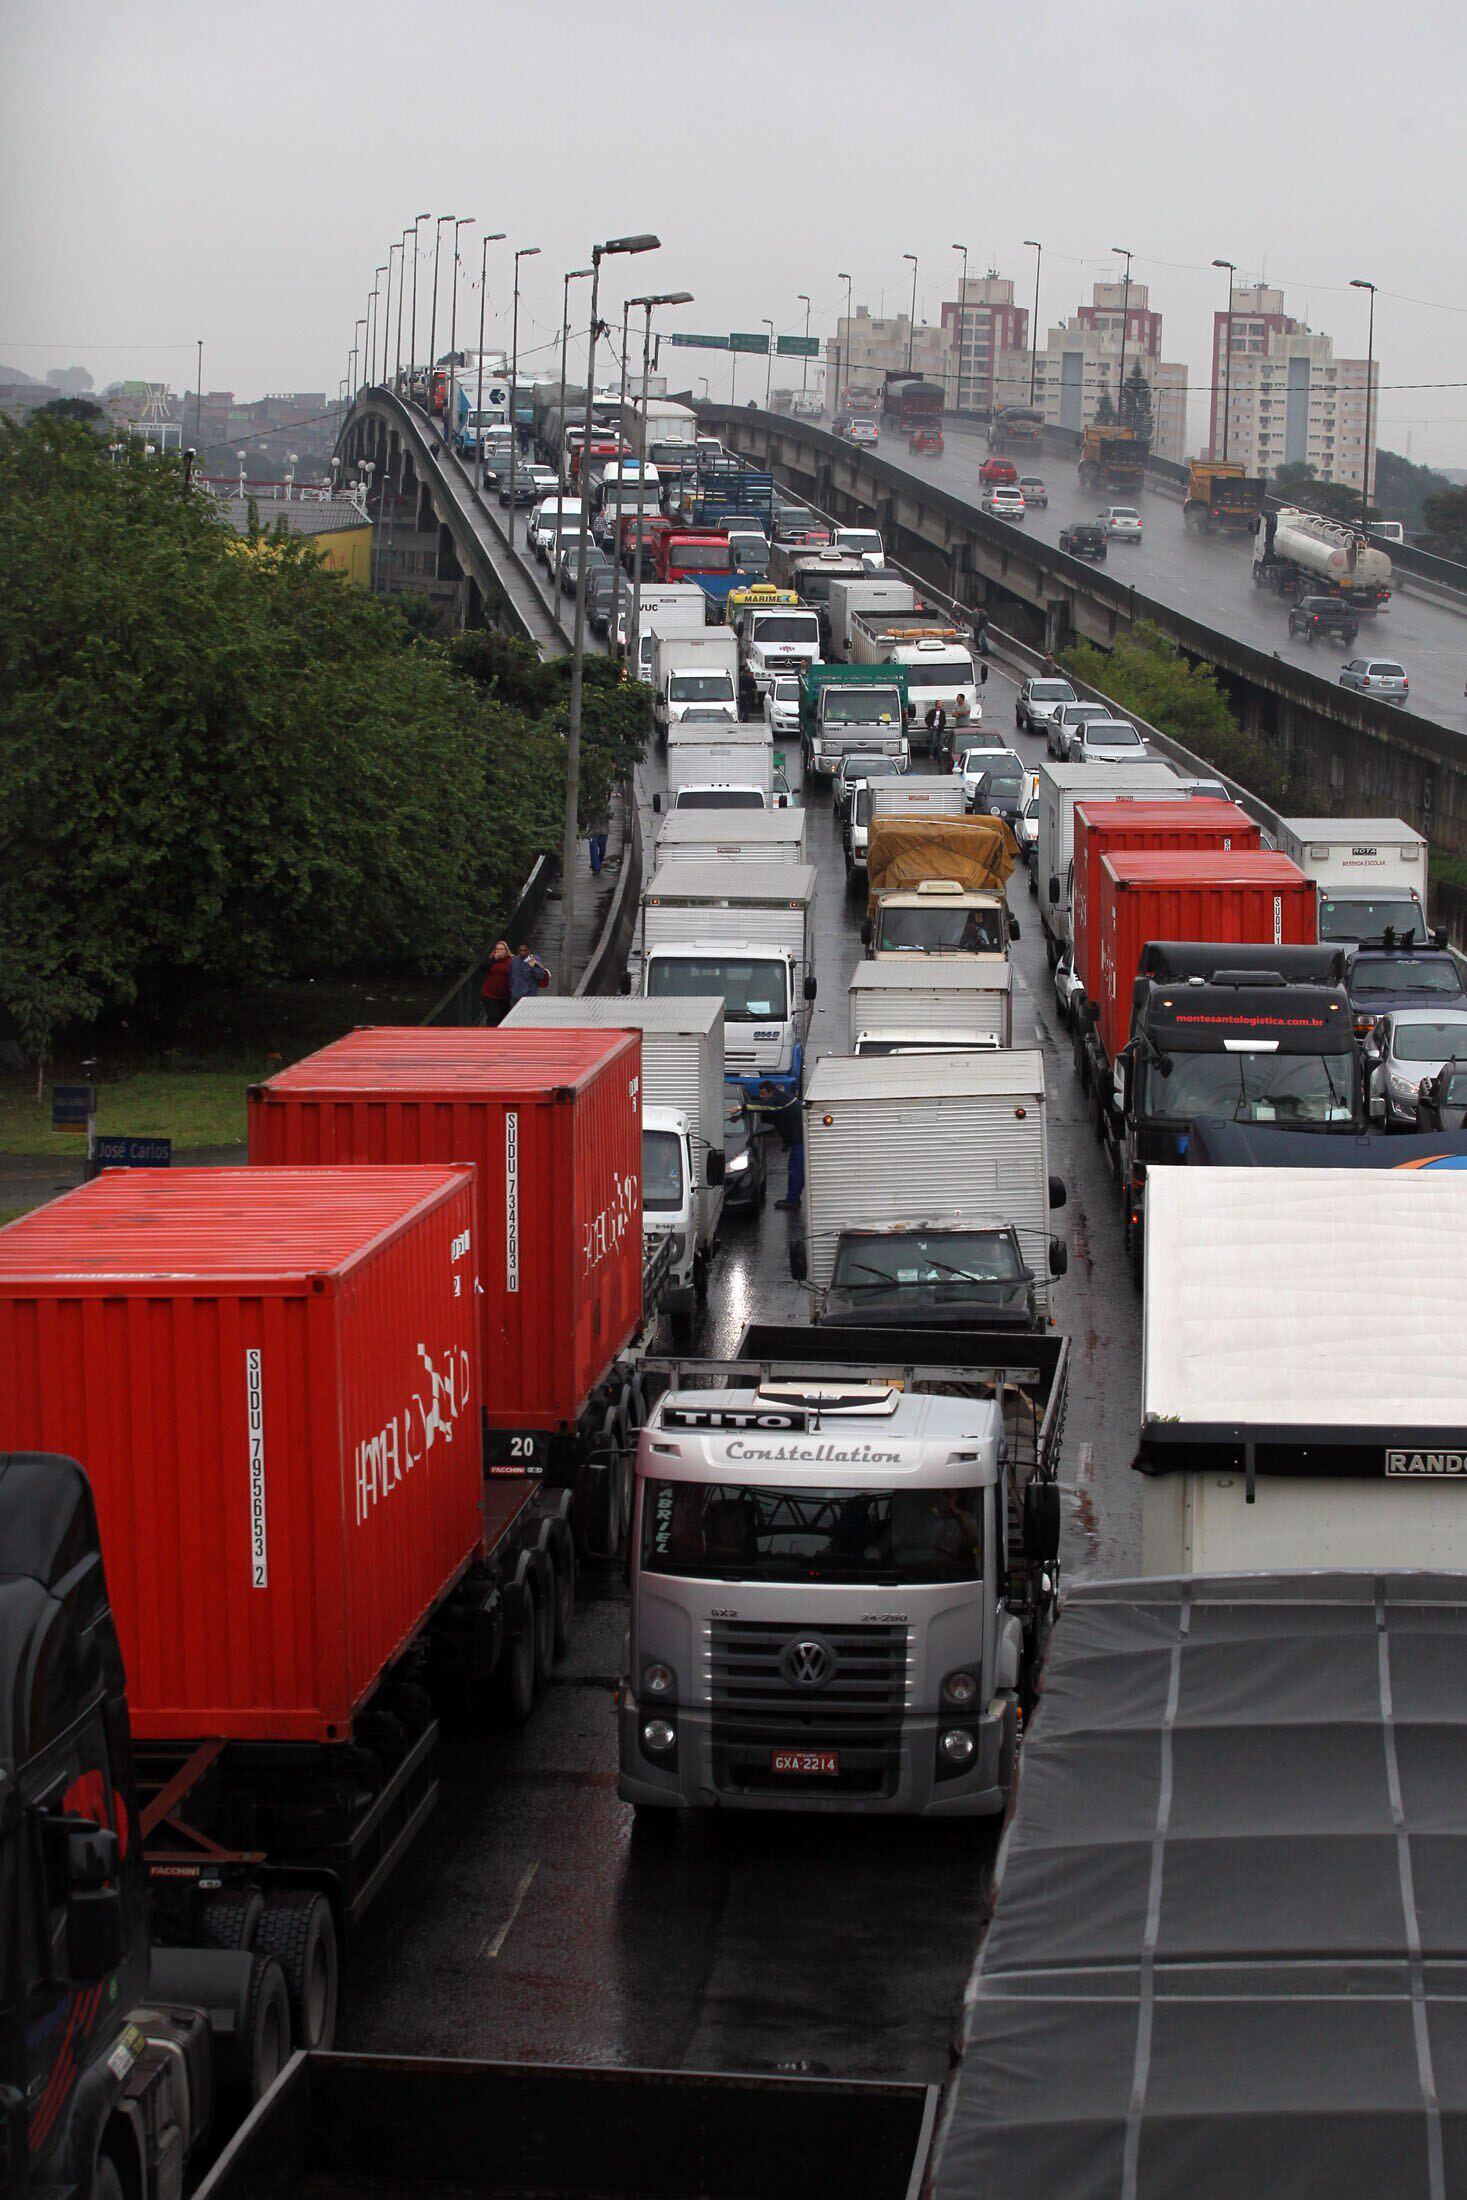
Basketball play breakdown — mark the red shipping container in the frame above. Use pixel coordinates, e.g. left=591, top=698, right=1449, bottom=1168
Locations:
left=0, top=1166, right=481, bottom=1744
left=1073, top=800, right=1261, bottom=1009
left=1097, top=850, right=1316, bottom=1066
left=248, top=1030, right=643, bottom=1462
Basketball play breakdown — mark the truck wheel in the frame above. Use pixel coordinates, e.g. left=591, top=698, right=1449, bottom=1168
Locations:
left=528, top=1548, right=556, bottom=1690
left=547, top=1521, right=577, bottom=1658
left=91, top=2160, right=126, bottom=2200
left=496, top=1586, right=537, bottom=1725
left=214, top=1953, right=291, bottom=2110
left=254, top=1892, right=340, bottom=2051
left=199, top=1888, right=264, bottom=1952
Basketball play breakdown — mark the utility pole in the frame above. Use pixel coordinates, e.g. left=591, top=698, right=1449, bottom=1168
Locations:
left=559, top=233, right=660, bottom=996
left=475, top=230, right=505, bottom=485
left=629, top=289, right=692, bottom=673
left=372, top=266, right=387, bottom=383
left=1212, top=259, right=1237, bottom=460
left=763, top=319, right=775, bottom=407
left=195, top=338, right=203, bottom=449
left=409, top=213, right=430, bottom=392
left=1024, top=240, right=1042, bottom=410
left=447, top=218, right=472, bottom=451
left=553, top=265, right=593, bottom=574
left=429, top=215, right=454, bottom=403
left=1351, top=277, right=1378, bottom=523
left=1112, top=246, right=1134, bottom=426
left=836, top=271, right=852, bottom=416
left=797, top=294, right=811, bottom=392
left=950, top=246, right=967, bottom=413
left=506, top=244, right=540, bottom=546
left=397, top=228, right=410, bottom=388
left=903, top=253, right=918, bottom=371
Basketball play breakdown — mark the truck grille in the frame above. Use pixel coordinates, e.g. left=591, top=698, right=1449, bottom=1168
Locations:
left=707, top=1620, right=910, bottom=1796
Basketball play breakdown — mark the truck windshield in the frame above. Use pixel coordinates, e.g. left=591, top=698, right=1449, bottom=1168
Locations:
left=903, top=660, right=973, bottom=689
left=673, top=544, right=732, bottom=573
left=1141, top=1051, right=1357, bottom=1125
left=648, top=956, right=788, bottom=1020
left=831, top=1230, right=1023, bottom=1297
left=751, top=615, right=818, bottom=643
left=1319, top=895, right=1425, bottom=944
left=825, top=691, right=902, bottom=725
left=669, top=673, right=735, bottom=701
left=642, top=1128, right=684, bottom=1214
left=1352, top=957, right=1462, bottom=997
left=641, top=1479, right=984, bottom=1584
left=877, top=906, right=1005, bottom=954
left=838, top=532, right=883, bottom=555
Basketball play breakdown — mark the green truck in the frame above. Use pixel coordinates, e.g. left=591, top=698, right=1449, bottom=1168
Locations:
left=800, top=661, right=910, bottom=781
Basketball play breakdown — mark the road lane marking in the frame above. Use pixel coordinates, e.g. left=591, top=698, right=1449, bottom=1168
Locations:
left=483, top=1860, right=540, bottom=1958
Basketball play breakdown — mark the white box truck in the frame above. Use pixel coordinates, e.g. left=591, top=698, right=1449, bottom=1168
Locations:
left=1138, top=1167, right=1467, bottom=1577
left=1273, top=817, right=1430, bottom=951
left=639, top=859, right=818, bottom=1102
left=1035, top=762, right=1193, bottom=961
left=847, top=963, right=1014, bottom=1053
left=655, top=808, right=808, bottom=867
left=504, top=996, right=726, bottom=1330
left=660, top=722, right=779, bottom=810
left=849, top=622, right=979, bottom=752
left=792, top=1050, right=1067, bottom=1329
left=847, top=764, right=970, bottom=879
left=652, top=629, right=739, bottom=733
left=826, top=577, right=917, bottom=661
left=737, top=604, right=822, bottom=693
left=626, top=583, right=707, bottom=680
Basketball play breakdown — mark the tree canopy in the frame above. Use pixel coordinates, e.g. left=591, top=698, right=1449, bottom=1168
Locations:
left=0, top=416, right=646, bottom=1061
left=1118, top=363, right=1153, bottom=442
left=1421, top=485, right=1467, bottom=563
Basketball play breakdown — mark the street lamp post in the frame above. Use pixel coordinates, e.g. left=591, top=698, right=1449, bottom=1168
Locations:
left=353, top=320, right=366, bottom=400
left=372, top=265, right=387, bottom=384
left=397, top=228, right=410, bottom=388
left=836, top=271, right=852, bottom=416
left=629, top=290, right=693, bottom=671
left=903, top=253, right=918, bottom=370
left=506, top=244, right=540, bottom=545
left=1112, top=245, right=1133, bottom=422
left=1351, top=277, right=1378, bottom=524
left=474, top=230, right=506, bottom=485
left=1024, top=239, right=1042, bottom=410
left=429, top=215, right=454, bottom=406
left=763, top=318, right=775, bottom=406
left=560, top=233, right=660, bottom=995
left=797, top=294, right=811, bottom=392
left=1212, top=259, right=1237, bottom=460
left=951, top=244, right=968, bottom=412
left=409, top=213, right=430, bottom=393
left=447, top=218, right=473, bottom=452
left=384, top=245, right=399, bottom=388
left=553, top=266, right=593, bottom=579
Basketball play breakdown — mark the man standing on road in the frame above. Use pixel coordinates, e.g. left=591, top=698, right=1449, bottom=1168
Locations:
left=509, top=943, right=550, bottom=1004
left=754, top=1080, right=804, bottom=1211
left=925, top=700, right=948, bottom=758
left=586, top=801, right=611, bottom=878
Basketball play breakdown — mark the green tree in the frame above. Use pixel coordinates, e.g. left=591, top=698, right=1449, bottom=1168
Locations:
left=1271, top=460, right=1369, bottom=525
left=1060, top=622, right=1287, bottom=806
left=1118, top=362, right=1153, bottom=442
left=1093, top=388, right=1116, bottom=427
left=1422, top=485, right=1467, bottom=562
left=39, top=395, right=104, bottom=425
left=1375, top=449, right=1452, bottom=538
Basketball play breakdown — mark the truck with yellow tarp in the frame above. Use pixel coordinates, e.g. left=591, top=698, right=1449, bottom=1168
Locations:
left=863, top=815, right=1020, bottom=961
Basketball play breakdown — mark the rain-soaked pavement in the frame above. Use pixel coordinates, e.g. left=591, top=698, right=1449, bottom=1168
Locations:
left=339, top=657, right=1142, bottom=2079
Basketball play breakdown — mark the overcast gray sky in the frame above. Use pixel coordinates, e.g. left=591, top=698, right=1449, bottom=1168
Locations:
left=4, top=0, right=1465, bottom=464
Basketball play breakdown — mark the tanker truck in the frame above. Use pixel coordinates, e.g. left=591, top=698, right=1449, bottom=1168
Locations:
left=1253, top=507, right=1392, bottom=611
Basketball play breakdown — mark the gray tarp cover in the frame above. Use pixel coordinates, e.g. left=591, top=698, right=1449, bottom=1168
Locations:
left=930, top=1575, right=1467, bottom=2200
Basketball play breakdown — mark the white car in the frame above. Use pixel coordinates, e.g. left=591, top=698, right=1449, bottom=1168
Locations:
left=1015, top=676, right=1077, bottom=737
left=982, top=485, right=1026, bottom=522
left=845, top=418, right=879, bottom=445
left=956, top=743, right=1022, bottom=812
left=1367, top=1011, right=1467, bottom=1127
left=1099, top=505, right=1143, bottom=542
left=1066, top=718, right=1149, bottom=764
left=765, top=674, right=802, bottom=739
left=1017, top=476, right=1048, bottom=509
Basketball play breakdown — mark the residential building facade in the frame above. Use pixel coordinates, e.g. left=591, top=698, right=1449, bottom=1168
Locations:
left=939, top=276, right=1030, bottom=415
left=1208, top=284, right=1378, bottom=495
left=1030, top=280, right=1189, bottom=462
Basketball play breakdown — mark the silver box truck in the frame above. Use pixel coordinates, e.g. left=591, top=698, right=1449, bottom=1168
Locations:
left=640, top=860, right=818, bottom=1102
left=655, top=809, right=808, bottom=867
left=847, top=963, right=1014, bottom=1053
left=1273, top=817, right=1430, bottom=950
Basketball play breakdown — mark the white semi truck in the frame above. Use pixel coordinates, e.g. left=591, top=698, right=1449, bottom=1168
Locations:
left=638, top=859, right=818, bottom=1103
left=1273, top=816, right=1430, bottom=950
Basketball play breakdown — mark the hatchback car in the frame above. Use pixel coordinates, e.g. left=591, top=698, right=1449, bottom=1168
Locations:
left=559, top=542, right=608, bottom=596
left=972, top=761, right=1027, bottom=827
left=1340, top=657, right=1409, bottom=703
left=1016, top=676, right=1077, bottom=736
left=765, top=675, right=802, bottom=739
left=982, top=485, right=1026, bottom=522
left=1017, top=476, right=1048, bottom=509
left=1288, top=595, right=1359, bottom=646
left=940, top=720, right=1008, bottom=771
left=1048, top=700, right=1112, bottom=761
left=979, top=457, right=1018, bottom=486
left=1066, top=718, right=1149, bottom=764
left=1367, top=1011, right=1467, bottom=1128
left=1099, top=505, right=1143, bottom=543
left=722, top=1099, right=767, bottom=1215
left=1059, top=521, right=1107, bottom=561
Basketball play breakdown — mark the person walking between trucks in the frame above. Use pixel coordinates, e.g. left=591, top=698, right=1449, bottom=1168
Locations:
left=480, top=940, right=513, bottom=1026
left=509, top=944, right=550, bottom=1005
left=756, top=1080, right=804, bottom=1210
left=925, top=701, right=948, bottom=753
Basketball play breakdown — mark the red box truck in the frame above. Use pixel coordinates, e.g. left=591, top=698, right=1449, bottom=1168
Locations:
left=1071, top=799, right=1261, bottom=1012
left=247, top=1029, right=648, bottom=1492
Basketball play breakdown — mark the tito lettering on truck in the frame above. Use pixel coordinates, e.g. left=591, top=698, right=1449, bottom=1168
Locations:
left=354, top=1341, right=473, bottom=1525
left=246, top=1348, right=268, bottom=1587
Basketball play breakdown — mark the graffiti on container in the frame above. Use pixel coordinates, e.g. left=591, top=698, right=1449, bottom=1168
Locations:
left=583, top=1167, right=640, bottom=1274
left=353, top=1340, right=474, bottom=1525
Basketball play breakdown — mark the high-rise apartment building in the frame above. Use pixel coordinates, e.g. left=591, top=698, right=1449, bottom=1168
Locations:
left=1208, top=284, right=1378, bottom=494
left=939, top=276, right=1030, bottom=415
left=1030, top=280, right=1189, bottom=462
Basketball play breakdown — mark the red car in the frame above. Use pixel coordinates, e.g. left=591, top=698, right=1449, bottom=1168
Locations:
left=909, top=427, right=944, bottom=456
left=979, top=455, right=1018, bottom=486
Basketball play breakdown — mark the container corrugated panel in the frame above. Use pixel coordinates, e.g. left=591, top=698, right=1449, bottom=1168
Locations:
left=0, top=1167, right=481, bottom=1743
left=847, top=964, right=1013, bottom=1048
left=248, top=1030, right=643, bottom=1441
left=1098, top=852, right=1317, bottom=1066
left=870, top=780, right=967, bottom=819
left=802, top=1051, right=1050, bottom=1300
left=1034, top=763, right=1188, bottom=921
left=1072, top=800, right=1260, bottom=1008
left=643, top=860, right=818, bottom=909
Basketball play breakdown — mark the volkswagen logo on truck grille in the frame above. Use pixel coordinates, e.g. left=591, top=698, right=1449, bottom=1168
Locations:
left=781, top=1635, right=836, bottom=1690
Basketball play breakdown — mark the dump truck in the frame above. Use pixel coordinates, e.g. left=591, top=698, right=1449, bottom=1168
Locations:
left=1077, top=423, right=1147, bottom=492
left=986, top=406, right=1044, bottom=452
left=1183, top=459, right=1266, bottom=535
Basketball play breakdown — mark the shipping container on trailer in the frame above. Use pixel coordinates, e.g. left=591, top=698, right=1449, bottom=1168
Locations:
left=248, top=1029, right=646, bottom=1493
left=1096, top=850, right=1317, bottom=1068
left=1071, top=799, right=1261, bottom=1010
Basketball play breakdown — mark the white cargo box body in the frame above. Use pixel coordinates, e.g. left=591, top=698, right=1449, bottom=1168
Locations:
left=870, top=780, right=967, bottom=821
left=1274, top=818, right=1427, bottom=894
left=1140, top=1168, right=1467, bottom=1579
left=655, top=809, right=808, bottom=867
left=642, top=860, right=817, bottom=966
left=826, top=578, right=916, bottom=660
left=801, top=1049, right=1053, bottom=1310
left=847, top=962, right=1014, bottom=1050
left=667, top=723, right=774, bottom=797
left=1036, top=762, right=1190, bottom=945
left=504, top=996, right=726, bottom=1248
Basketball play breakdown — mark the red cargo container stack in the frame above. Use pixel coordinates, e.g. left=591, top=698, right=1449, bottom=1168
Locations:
left=1072, top=800, right=1261, bottom=1008
left=1097, top=850, right=1317, bottom=1066
left=248, top=1029, right=643, bottom=1471
left=0, top=1166, right=481, bottom=1743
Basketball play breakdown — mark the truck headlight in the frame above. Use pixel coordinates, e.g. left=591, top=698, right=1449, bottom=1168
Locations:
left=643, top=1662, right=674, bottom=1696
left=642, top=1717, right=677, bottom=1754
left=943, top=1670, right=979, bottom=1707
left=940, top=1729, right=976, bottom=1765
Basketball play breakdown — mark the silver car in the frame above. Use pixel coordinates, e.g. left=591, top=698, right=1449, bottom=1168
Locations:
left=1340, top=657, right=1409, bottom=704
left=1367, top=1010, right=1467, bottom=1127
left=1099, top=505, right=1143, bottom=542
left=1065, top=718, right=1149, bottom=764
left=1015, top=676, right=1076, bottom=737
left=1048, top=700, right=1112, bottom=760
left=1017, top=476, right=1048, bottom=509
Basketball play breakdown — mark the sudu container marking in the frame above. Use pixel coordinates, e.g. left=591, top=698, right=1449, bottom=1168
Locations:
left=246, top=1347, right=267, bottom=1588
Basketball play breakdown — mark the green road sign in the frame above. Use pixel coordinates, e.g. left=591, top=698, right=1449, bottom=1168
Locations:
left=729, top=332, right=770, bottom=355
left=777, top=336, right=821, bottom=357
left=667, top=333, right=730, bottom=350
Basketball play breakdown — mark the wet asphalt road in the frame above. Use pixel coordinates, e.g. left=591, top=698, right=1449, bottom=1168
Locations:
left=339, top=659, right=1141, bottom=2078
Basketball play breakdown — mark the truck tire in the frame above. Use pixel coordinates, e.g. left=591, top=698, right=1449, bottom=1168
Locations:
left=199, top=1888, right=264, bottom=1953
left=91, top=2159, right=126, bottom=2200
left=496, top=1584, right=537, bottom=1726
left=254, top=1891, right=339, bottom=2051
left=528, top=1547, right=556, bottom=1690
left=545, top=1520, right=577, bottom=1658
left=240, top=1955, right=290, bottom=2105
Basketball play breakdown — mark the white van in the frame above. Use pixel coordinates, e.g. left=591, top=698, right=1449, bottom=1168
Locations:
left=529, top=498, right=583, bottom=567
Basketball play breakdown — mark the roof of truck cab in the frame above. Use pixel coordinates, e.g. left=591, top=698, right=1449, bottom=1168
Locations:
left=643, top=1383, right=1003, bottom=1484
left=806, top=1049, right=1043, bottom=1106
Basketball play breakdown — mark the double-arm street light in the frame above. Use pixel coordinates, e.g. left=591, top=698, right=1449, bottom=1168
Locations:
left=1024, top=240, right=1042, bottom=408
left=1212, top=258, right=1237, bottom=459
left=1351, top=277, right=1378, bottom=525
left=763, top=318, right=775, bottom=406
left=903, top=253, right=919, bottom=370
left=627, top=290, right=693, bottom=669
left=428, top=215, right=454, bottom=401
left=505, top=245, right=540, bottom=543
left=408, top=212, right=430, bottom=391
left=353, top=318, right=366, bottom=400
left=474, top=230, right=507, bottom=483
left=559, top=232, right=661, bottom=994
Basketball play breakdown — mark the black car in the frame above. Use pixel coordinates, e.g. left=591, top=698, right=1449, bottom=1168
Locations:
left=586, top=569, right=618, bottom=634
left=722, top=1100, right=767, bottom=1215
left=1346, top=944, right=1467, bottom=1036
left=1289, top=595, right=1359, bottom=645
left=1059, top=522, right=1107, bottom=561
left=1417, top=1061, right=1467, bottom=1131
left=498, top=474, right=538, bottom=508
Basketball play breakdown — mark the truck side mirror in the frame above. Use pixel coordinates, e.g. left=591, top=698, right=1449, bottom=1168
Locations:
left=1049, top=1237, right=1068, bottom=1278
left=860, top=920, right=872, bottom=947
left=803, top=974, right=817, bottom=1001
left=1047, top=877, right=1060, bottom=906
left=706, top=1150, right=726, bottom=1187
left=1022, top=1480, right=1061, bottom=1566
left=788, top=1237, right=808, bottom=1283
left=1048, top=1174, right=1068, bottom=1210
left=652, top=792, right=662, bottom=813
left=49, top=1818, right=124, bottom=1982
left=1008, top=916, right=1020, bottom=940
